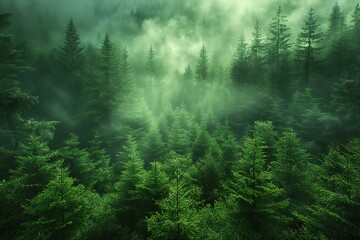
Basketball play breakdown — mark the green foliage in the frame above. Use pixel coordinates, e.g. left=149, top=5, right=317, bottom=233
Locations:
left=231, top=32, right=249, bottom=85
left=0, top=13, right=37, bottom=149
left=142, top=122, right=165, bottom=166
left=87, top=134, right=114, bottom=193
left=1, top=3, right=360, bottom=240
left=114, top=135, right=146, bottom=229
left=147, top=179, right=201, bottom=240
left=140, top=161, right=169, bottom=213
left=299, top=141, right=360, bottom=239
left=249, top=20, right=266, bottom=85
left=272, top=129, right=312, bottom=225
left=295, top=8, right=323, bottom=88
left=20, top=168, right=91, bottom=240
left=195, top=44, right=209, bottom=83
left=58, top=134, right=96, bottom=188
left=59, top=18, right=85, bottom=78
left=224, top=135, right=289, bottom=238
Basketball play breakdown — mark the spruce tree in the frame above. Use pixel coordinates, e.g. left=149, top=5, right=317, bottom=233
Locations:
left=296, top=8, right=323, bottom=88
left=20, top=168, right=91, bottom=240
left=267, top=6, right=292, bottom=98
left=272, top=129, right=311, bottom=229
left=0, top=14, right=37, bottom=149
left=58, top=134, right=96, bottom=189
left=100, top=33, right=118, bottom=87
left=249, top=20, right=266, bottom=85
left=0, top=135, right=57, bottom=237
left=325, top=2, right=351, bottom=78
left=224, top=135, right=288, bottom=238
left=59, top=18, right=85, bottom=83
left=147, top=177, right=201, bottom=240
left=114, top=135, right=146, bottom=229
left=300, top=141, right=360, bottom=239
left=195, top=44, right=209, bottom=83
left=146, top=45, right=158, bottom=86
left=231, top=33, right=249, bottom=85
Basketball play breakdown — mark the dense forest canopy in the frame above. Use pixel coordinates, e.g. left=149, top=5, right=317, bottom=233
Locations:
left=0, top=0, right=360, bottom=239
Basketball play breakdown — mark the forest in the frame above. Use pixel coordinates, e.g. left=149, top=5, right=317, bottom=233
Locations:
left=0, top=0, right=360, bottom=239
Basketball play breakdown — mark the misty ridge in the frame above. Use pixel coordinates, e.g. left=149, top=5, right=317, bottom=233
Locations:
left=0, top=0, right=360, bottom=240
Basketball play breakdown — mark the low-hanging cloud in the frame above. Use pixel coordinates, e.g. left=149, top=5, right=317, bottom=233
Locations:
left=0, top=0, right=357, bottom=72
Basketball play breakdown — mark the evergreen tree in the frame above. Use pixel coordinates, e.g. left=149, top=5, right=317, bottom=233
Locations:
left=146, top=45, right=158, bottom=86
left=0, top=135, right=57, bottom=238
left=272, top=129, right=312, bottom=229
left=300, top=141, right=360, bottom=239
left=295, top=8, right=323, bottom=88
left=0, top=14, right=37, bottom=149
left=58, top=134, right=95, bottom=188
left=249, top=20, right=266, bottom=85
left=352, top=3, right=360, bottom=34
left=142, top=122, right=165, bottom=167
left=350, top=3, right=360, bottom=76
left=87, top=133, right=113, bottom=194
left=99, top=33, right=118, bottom=87
left=20, top=168, right=91, bottom=240
left=224, top=135, right=288, bottom=238
left=332, top=78, right=360, bottom=136
left=113, top=135, right=146, bottom=230
left=119, top=46, right=132, bottom=88
left=147, top=177, right=201, bottom=240
left=268, top=6, right=291, bottom=64
left=267, top=6, right=292, bottom=98
left=195, top=44, right=209, bottom=83
left=327, top=2, right=345, bottom=40
left=95, top=34, right=119, bottom=125
left=231, top=33, right=249, bottom=85
left=140, top=161, right=169, bottom=214
left=325, top=2, right=351, bottom=78
left=253, top=121, right=278, bottom=165
left=192, top=125, right=211, bottom=161
left=58, top=18, right=85, bottom=84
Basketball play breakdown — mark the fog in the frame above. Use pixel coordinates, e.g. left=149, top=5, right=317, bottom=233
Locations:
left=1, top=0, right=355, bottom=71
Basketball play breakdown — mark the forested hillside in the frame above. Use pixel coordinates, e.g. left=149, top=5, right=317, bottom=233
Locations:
left=0, top=1, right=360, bottom=239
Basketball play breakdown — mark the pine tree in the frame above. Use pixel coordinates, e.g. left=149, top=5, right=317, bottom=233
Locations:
left=351, top=3, right=360, bottom=76
left=146, top=45, right=158, bottom=86
left=300, top=140, right=360, bottom=239
left=224, top=135, right=288, bottom=238
left=100, top=33, right=118, bottom=87
left=58, top=134, right=96, bottom=188
left=0, top=135, right=57, bottom=237
left=147, top=177, right=201, bottom=240
left=253, top=121, right=278, bottom=165
left=268, top=6, right=291, bottom=64
left=195, top=44, right=209, bottom=83
left=114, top=135, right=146, bottom=229
left=20, top=168, right=91, bottom=240
left=296, top=8, right=323, bottom=88
left=267, top=6, right=292, bottom=98
left=142, top=122, right=165, bottom=167
left=192, top=125, right=211, bottom=161
left=140, top=161, right=169, bottom=213
left=231, top=33, right=249, bottom=85
left=59, top=18, right=85, bottom=82
left=328, top=2, right=345, bottom=40
left=272, top=129, right=311, bottom=229
left=325, top=2, right=351, bottom=78
left=119, top=46, right=131, bottom=88
left=249, top=20, right=266, bottom=85
left=352, top=3, right=360, bottom=42
left=87, top=133, right=113, bottom=194
left=0, top=14, right=38, bottom=149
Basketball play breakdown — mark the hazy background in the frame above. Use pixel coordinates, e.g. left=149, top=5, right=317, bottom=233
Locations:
left=0, top=0, right=355, bottom=72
